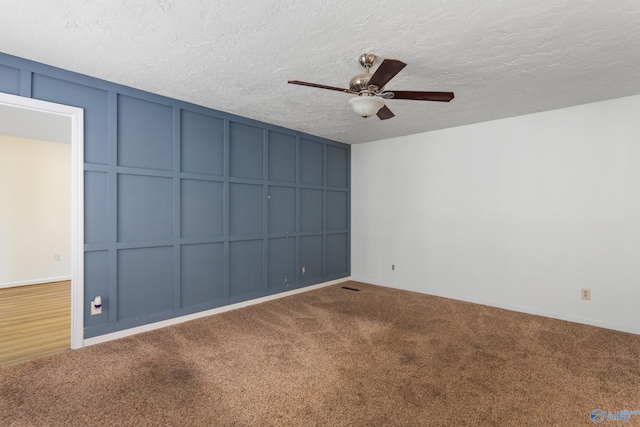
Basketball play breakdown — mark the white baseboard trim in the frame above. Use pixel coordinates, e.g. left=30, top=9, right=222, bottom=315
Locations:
left=0, top=276, right=72, bottom=289
left=350, top=276, right=640, bottom=336
left=83, top=277, right=351, bottom=348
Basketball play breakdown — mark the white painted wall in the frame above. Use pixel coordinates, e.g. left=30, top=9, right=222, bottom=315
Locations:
left=352, top=94, right=640, bottom=334
left=0, top=135, right=71, bottom=287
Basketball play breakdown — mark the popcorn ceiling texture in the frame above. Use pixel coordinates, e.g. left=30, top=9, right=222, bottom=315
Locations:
left=1, top=0, right=639, bottom=143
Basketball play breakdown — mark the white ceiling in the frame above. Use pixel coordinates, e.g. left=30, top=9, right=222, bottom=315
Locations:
left=1, top=0, right=639, bottom=144
left=0, top=104, right=71, bottom=144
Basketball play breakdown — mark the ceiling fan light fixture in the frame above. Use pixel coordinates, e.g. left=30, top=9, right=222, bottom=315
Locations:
left=288, top=53, right=454, bottom=121
left=349, top=95, right=384, bottom=117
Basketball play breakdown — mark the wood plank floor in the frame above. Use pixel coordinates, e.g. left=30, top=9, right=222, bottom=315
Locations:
left=0, top=281, right=70, bottom=367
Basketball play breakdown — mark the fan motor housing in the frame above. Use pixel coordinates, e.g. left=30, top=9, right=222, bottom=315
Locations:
left=350, top=74, right=378, bottom=93
left=350, top=53, right=379, bottom=93
left=349, top=74, right=370, bottom=92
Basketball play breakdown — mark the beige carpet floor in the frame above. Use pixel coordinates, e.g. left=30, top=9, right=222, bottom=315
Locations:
left=2, top=281, right=640, bottom=426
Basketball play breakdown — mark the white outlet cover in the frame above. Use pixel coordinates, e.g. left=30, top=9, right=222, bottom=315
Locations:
left=91, top=302, right=102, bottom=315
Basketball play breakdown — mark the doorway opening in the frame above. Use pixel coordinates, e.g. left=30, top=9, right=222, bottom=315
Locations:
left=0, top=92, right=84, bottom=351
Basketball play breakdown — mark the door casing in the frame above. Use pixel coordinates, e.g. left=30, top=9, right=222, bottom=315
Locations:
left=0, top=92, right=84, bottom=349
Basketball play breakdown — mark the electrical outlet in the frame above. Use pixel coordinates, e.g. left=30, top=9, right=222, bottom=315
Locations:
left=302, top=266, right=306, bottom=274
left=91, top=296, right=102, bottom=315
left=392, top=264, right=395, bottom=271
left=91, top=301, right=102, bottom=315
left=55, top=253, right=61, bottom=261
left=581, top=288, right=591, bottom=300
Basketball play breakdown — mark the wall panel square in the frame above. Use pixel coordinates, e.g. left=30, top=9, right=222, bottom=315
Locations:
left=84, top=250, right=109, bottom=327
left=84, top=171, right=109, bottom=244
left=181, top=110, right=223, bottom=176
left=300, top=235, right=323, bottom=281
left=229, top=239, right=263, bottom=297
left=268, top=186, right=296, bottom=234
left=181, top=243, right=224, bottom=307
left=229, top=121, right=263, bottom=179
left=327, top=233, right=348, bottom=275
left=327, top=145, right=348, bottom=188
left=118, top=174, right=173, bottom=242
left=300, top=188, right=323, bottom=232
left=300, top=139, right=323, bottom=185
left=268, top=131, right=296, bottom=183
left=117, top=246, right=174, bottom=320
left=181, top=179, right=223, bottom=239
left=118, top=95, right=173, bottom=170
left=229, top=183, right=263, bottom=236
left=0, top=64, right=20, bottom=95
left=327, top=190, right=348, bottom=231
left=268, top=237, right=296, bottom=289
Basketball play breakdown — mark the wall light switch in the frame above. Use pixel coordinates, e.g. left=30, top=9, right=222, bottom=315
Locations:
left=55, top=253, right=62, bottom=261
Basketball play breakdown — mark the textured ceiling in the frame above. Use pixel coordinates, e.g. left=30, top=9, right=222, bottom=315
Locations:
left=1, top=0, right=639, bottom=144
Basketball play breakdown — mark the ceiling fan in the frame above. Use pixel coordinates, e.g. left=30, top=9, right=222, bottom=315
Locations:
left=288, top=53, right=454, bottom=120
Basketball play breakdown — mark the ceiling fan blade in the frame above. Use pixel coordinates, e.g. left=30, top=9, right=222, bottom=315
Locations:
left=377, top=105, right=395, bottom=120
left=288, top=80, right=356, bottom=94
left=389, top=91, right=455, bottom=102
left=368, top=59, right=407, bottom=89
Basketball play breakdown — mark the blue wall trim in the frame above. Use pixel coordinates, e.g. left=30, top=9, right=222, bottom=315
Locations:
left=0, top=52, right=350, bottom=338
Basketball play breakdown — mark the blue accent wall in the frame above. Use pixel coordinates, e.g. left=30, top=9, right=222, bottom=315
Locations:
left=0, top=52, right=350, bottom=338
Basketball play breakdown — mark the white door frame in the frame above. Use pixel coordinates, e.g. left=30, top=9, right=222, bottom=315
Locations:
left=0, top=92, right=84, bottom=349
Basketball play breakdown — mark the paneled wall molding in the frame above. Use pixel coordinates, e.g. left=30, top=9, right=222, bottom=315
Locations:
left=84, top=276, right=351, bottom=347
left=0, top=52, right=350, bottom=339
